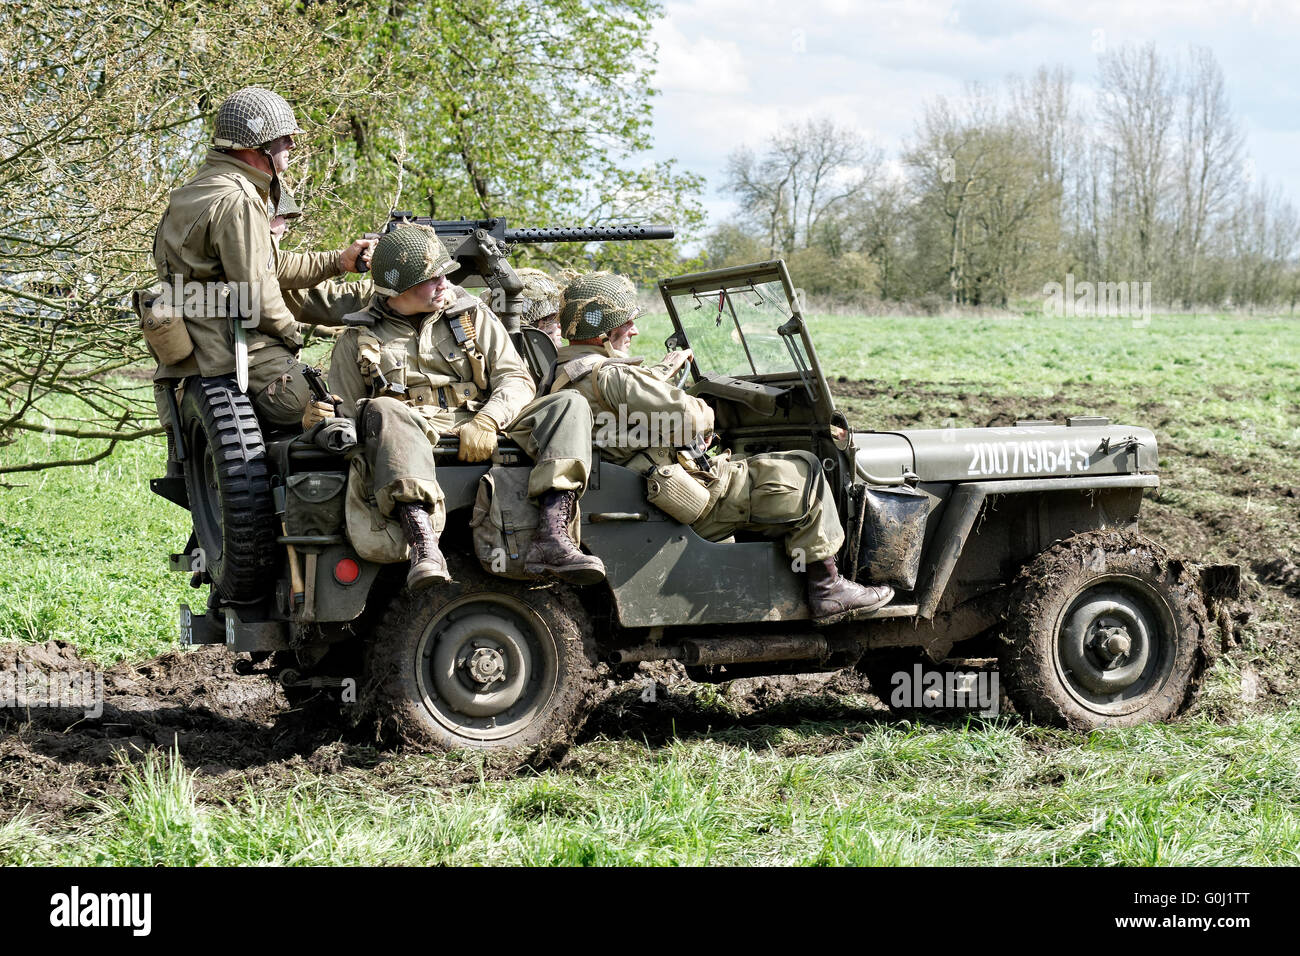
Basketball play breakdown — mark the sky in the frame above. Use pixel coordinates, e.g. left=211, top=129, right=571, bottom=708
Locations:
left=647, top=0, right=1300, bottom=230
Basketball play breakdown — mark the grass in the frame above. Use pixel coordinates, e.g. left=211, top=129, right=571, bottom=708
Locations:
left=1, top=311, right=1297, bottom=865
left=1, top=713, right=1296, bottom=866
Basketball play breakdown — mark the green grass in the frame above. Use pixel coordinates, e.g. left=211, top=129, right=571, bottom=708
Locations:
left=2, top=713, right=1297, bottom=866
left=1, top=312, right=1298, bottom=865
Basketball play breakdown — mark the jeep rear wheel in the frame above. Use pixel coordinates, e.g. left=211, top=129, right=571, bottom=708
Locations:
left=179, top=376, right=277, bottom=603
left=998, top=531, right=1211, bottom=730
left=363, top=560, right=596, bottom=755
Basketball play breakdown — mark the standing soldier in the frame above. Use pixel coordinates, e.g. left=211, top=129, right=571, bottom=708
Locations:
left=319, top=224, right=604, bottom=591
left=551, top=272, right=894, bottom=624
left=148, top=87, right=375, bottom=456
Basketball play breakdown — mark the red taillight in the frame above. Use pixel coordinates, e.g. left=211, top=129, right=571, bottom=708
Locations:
left=334, top=558, right=360, bottom=585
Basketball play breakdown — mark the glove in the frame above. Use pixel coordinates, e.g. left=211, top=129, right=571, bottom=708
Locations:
left=302, top=397, right=338, bottom=430
left=456, top=413, right=499, bottom=462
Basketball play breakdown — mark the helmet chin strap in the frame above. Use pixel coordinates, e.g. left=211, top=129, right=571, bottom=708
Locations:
left=261, top=146, right=281, bottom=210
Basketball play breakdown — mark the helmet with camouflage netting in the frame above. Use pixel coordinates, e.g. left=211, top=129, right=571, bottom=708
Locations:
left=213, top=88, right=303, bottom=150
left=516, top=268, right=563, bottom=327
left=557, top=272, right=641, bottom=340
left=273, top=189, right=302, bottom=220
left=371, top=224, right=456, bottom=296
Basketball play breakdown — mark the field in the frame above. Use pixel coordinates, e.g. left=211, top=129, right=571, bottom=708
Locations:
left=0, top=311, right=1297, bottom=865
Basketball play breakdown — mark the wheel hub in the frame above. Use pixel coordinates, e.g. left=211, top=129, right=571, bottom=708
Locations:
left=1056, top=582, right=1174, bottom=710
left=1090, top=622, right=1133, bottom=666
left=429, top=610, right=533, bottom=720
left=464, top=646, right=507, bottom=686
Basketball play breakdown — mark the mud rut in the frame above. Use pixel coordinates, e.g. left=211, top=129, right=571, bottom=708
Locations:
left=2, top=381, right=1296, bottom=826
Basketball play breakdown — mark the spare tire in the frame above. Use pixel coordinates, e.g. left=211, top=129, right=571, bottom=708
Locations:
left=179, top=376, right=277, bottom=603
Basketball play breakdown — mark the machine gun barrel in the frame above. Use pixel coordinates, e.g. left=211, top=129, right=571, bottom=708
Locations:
left=503, top=225, right=675, bottom=243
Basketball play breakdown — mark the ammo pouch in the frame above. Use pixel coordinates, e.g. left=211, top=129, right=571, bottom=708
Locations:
left=645, top=461, right=711, bottom=525
left=470, top=465, right=579, bottom=580
left=846, top=483, right=930, bottom=591
left=134, top=288, right=194, bottom=366
left=285, top=472, right=347, bottom=538
left=344, top=456, right=409, bottom=564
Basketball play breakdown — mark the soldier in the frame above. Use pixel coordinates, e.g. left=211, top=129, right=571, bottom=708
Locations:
left=149, top=86, right=375, bottom=446
left=318, top=224, right=605, bottom=591
left=551, top=272, right=894, bottom=624
left=270, top=190, right=372, bottom=336
left=489, top=267, right=564, bottom=347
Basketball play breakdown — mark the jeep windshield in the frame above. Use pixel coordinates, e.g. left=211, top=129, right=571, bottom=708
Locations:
left=658, top=261, right=806, bottom=381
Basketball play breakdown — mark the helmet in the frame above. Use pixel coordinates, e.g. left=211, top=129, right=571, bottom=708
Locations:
left=515, top=268, right=563, bottom=327
left=213, top=87, right=303, bottom=150
left=370, top=224, right=456, bottom=296
left=557, top=272, right=641, bottom=340
left=272, top=189, right=301, bottom=220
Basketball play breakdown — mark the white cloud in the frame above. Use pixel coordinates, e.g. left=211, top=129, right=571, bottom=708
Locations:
left=646, top=0, right=1300, bottom=226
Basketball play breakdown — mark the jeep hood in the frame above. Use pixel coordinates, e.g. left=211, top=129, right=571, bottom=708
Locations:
left=854, top=422, right=1159, bottom=484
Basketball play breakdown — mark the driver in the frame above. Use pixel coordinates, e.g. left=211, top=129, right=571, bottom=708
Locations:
left=550, top=271, right=894, bottom=624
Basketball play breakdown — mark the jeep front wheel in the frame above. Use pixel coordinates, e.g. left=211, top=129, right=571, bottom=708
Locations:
left=363, top=561, right=596, bottom=754
left=998, top=531, right=1211, bottom=730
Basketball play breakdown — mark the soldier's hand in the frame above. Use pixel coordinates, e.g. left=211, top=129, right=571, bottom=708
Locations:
left=664, top=348, right=693, bottom=370
left=302, top=398, right=338, bottom=430
left=456, top=413, right=499, bottom=462
left=339, top=237, right=378, bottom=273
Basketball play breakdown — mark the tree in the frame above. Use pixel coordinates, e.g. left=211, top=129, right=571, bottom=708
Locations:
left=723, top=117, right=880, bottom=258
left=0, top=0, right=702, bottom=473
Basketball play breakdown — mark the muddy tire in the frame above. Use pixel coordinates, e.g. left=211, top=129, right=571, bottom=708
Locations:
left=363, top=558, right=596, bottom=754
left=998, top=530, right=1212, bottom=731
left=179, top=376, right=277, bottom=603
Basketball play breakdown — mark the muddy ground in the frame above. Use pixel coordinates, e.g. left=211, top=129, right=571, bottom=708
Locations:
left=1, top=380, right=1296, bottom=827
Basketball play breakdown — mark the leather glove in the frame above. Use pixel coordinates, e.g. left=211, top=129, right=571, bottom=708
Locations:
left=456, top=413, right=499, bottom=462
left=302, top=397, right=339, bottom=430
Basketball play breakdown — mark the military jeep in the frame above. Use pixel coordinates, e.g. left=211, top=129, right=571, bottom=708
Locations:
left=153, top=257, right=1231, bottom=751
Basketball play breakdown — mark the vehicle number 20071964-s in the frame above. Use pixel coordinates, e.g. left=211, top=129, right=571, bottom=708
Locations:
left=965, top=438, right=1093, bottom=476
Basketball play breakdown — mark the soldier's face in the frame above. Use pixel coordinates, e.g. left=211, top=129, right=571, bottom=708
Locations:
left=608, top=317, right=638, bottom=352
left=267, top=134, right=294, bottom=173
left=269, top=216, right=288, bottom=242
left=389, top=273, right=451, bottom=315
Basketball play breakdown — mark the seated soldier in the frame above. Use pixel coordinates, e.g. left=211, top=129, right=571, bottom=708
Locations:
left=316, top=224, right=605, bottom=591
left=550, top=272, right=894, bottom=624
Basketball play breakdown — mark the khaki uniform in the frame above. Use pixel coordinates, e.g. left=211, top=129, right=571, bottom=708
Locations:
left=150, top=150, right=345, bottom=430
left=283, top=278, right=374, bottom=329
left=553, top=343, right=845, bottom=562
left=329, top=294, right=592, bottom=525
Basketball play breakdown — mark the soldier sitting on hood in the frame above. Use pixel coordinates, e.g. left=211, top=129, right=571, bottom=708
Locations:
left=549, top=272, right=894, bottom=625
left=312, top=224, right=606, bottom=591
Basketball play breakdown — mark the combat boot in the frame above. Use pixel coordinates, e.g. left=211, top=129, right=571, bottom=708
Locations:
left=807, top=557, right=893, bottom=625
left=395, top=502, right=451, bottom=592
left=524, top=490, right=606, bottom=586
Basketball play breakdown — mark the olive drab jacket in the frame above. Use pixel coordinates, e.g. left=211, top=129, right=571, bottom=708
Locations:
left=150, top=150, right=344, bottom=382
left=550, top=342, right=715, bottom=472
left=328, top=293, right=537, bottom=432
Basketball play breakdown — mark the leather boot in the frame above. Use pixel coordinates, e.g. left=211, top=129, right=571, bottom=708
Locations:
left=395, top=502, right=451, bottom=591
left=807, top=557, right=893, bottom=625
left=524, top=490, right=606, bottom=585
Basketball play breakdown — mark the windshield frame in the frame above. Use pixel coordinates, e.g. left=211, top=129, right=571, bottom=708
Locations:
left=656, top=259, right=837, bottom=419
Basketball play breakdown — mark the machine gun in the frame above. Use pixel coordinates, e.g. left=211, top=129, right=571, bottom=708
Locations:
left=360, top=214, right=674, bottom=333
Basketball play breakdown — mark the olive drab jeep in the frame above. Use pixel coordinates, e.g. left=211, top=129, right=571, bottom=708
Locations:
left=153, top=244, right=1238, bottom=752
